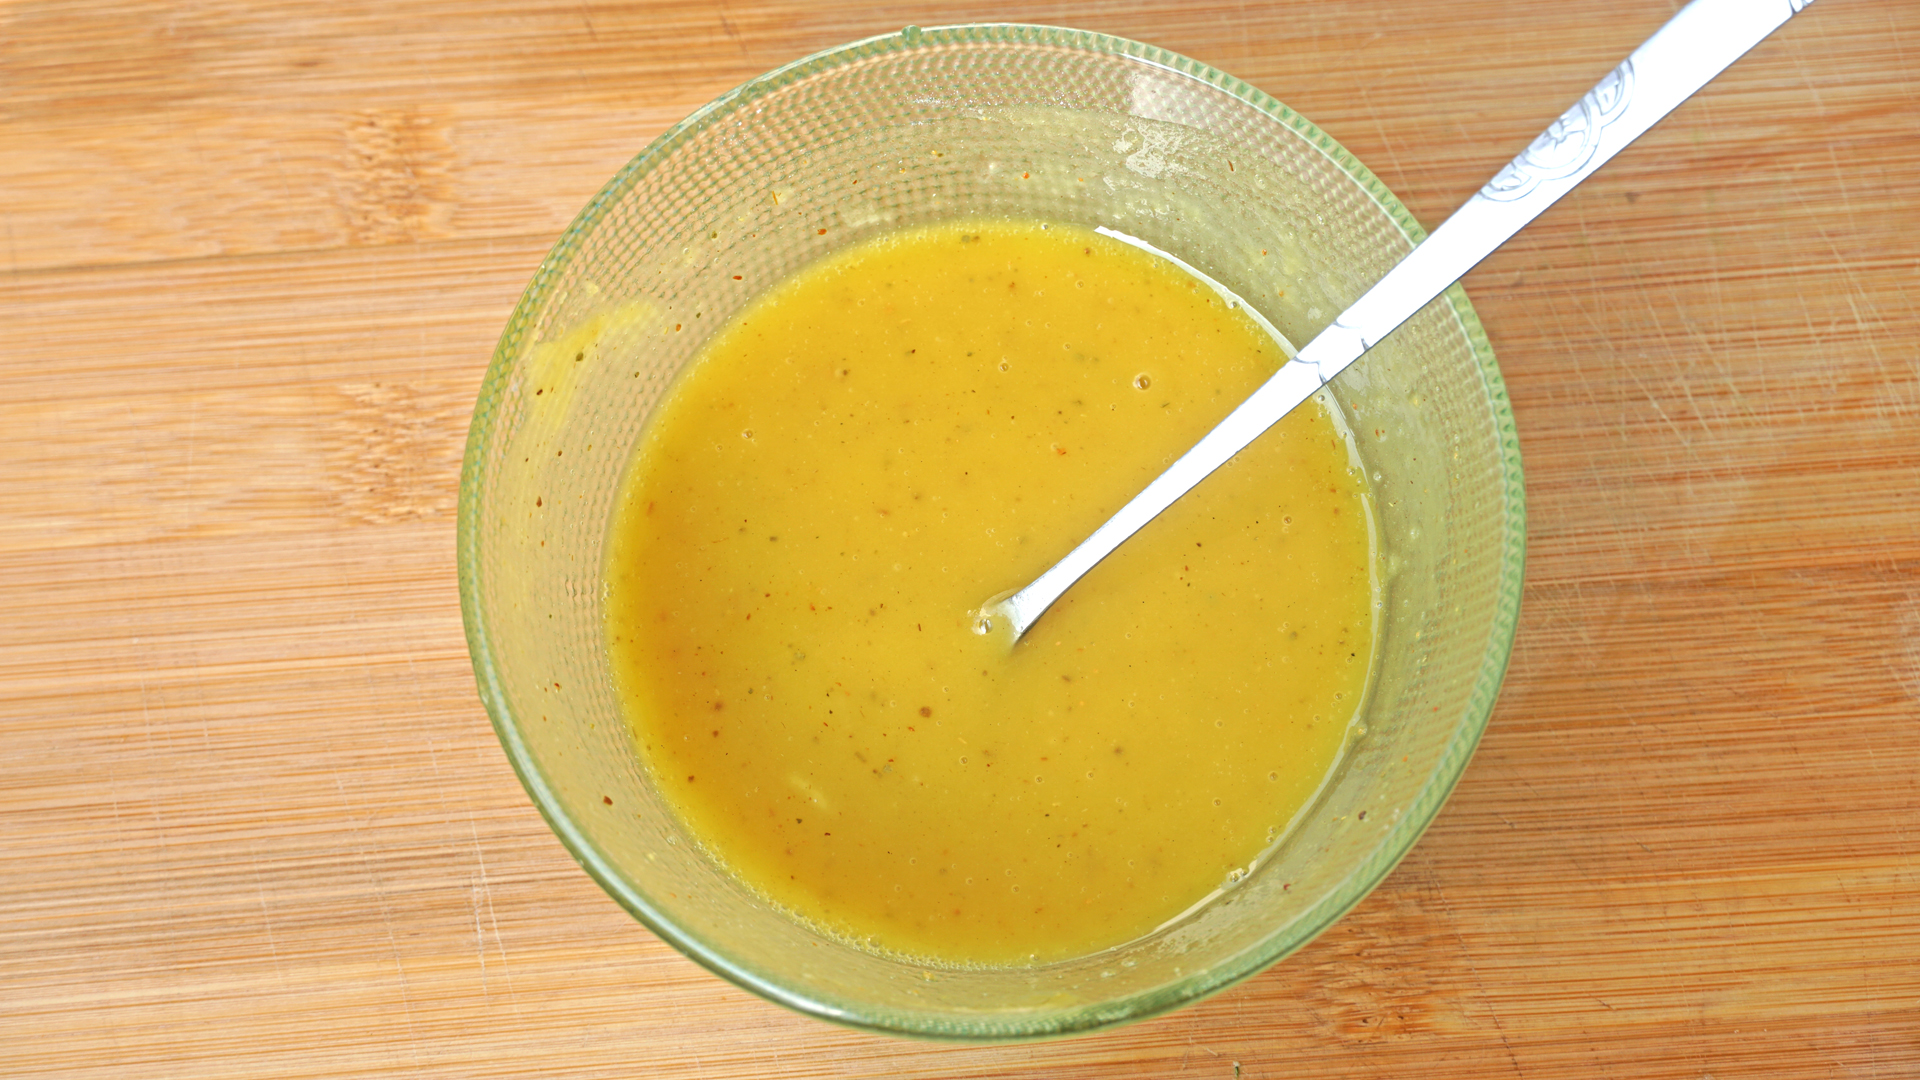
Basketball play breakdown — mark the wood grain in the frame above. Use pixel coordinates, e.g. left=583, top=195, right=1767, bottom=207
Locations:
left=3, top=1, right=1917, bottom=1076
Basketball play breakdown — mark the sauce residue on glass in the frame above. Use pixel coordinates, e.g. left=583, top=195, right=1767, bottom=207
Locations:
left=606, top=219, right=1376, bottom=965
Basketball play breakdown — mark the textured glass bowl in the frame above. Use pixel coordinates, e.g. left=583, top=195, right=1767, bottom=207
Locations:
left=459, top=24, right=1524, bottom=1041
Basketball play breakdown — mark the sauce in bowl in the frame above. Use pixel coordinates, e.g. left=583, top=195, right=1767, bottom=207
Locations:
left=607, top=219, right=1376, bottom=965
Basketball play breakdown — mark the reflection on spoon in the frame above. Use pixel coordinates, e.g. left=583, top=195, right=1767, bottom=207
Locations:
left=977, top=0, right=1816, bottom=643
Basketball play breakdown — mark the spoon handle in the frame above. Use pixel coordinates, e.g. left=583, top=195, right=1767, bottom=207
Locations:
left=988, top=0, right=1815, bottom=640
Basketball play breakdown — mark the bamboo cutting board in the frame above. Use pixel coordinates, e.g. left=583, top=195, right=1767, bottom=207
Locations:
left=3, top=1, right=1917, bottom=1076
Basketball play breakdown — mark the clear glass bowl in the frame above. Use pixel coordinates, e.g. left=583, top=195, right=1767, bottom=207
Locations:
left=458, top=24, right=1525, bottom=1041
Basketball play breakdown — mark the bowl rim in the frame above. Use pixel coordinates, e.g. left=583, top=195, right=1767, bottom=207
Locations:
left=457, top=20, right=1527, bottom=1042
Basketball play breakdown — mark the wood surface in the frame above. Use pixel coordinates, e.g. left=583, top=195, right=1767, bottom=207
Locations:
left=3, top=0, right=1917, bottom=1076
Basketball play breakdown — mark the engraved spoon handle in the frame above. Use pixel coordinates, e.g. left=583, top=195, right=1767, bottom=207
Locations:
left=985, top=0, right=1815, bottom=641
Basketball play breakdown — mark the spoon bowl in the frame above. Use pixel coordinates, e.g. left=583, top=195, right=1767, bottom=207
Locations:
left=460, top=22, right=1524, bottom=1039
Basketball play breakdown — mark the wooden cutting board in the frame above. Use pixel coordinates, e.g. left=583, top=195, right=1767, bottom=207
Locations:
left=3, top=1, right=1916, bottom=1076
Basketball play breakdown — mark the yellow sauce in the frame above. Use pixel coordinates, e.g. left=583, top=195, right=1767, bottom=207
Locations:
left=606, top=219, right=1375, bottom=965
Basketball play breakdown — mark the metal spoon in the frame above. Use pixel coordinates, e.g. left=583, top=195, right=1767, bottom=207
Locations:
left=978, top=0, right=1817, bottom=642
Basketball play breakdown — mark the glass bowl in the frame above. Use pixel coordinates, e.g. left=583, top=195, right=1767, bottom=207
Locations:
left=458, top=23, right=1524, bottom=1041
